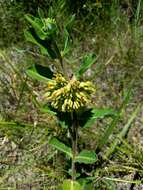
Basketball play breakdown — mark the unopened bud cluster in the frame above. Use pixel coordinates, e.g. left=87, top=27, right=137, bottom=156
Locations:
left=42, top=18, right=57, bottom=34
left=44, top=73, right=95, bottom=112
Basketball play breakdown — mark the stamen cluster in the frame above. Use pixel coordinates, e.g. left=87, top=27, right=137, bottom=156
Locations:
left=44, top=74, right=95, bottom=112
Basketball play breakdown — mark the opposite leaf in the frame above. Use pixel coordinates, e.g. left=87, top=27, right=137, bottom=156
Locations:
left=26, top=64, right=53, bottom=82
left=49, top=137, right=72, bottom=158
left=83, top=108, right=116, bottom=128
left=75, top=150, right=97, bottom=164
left=40, top=106, right=57, bottom=116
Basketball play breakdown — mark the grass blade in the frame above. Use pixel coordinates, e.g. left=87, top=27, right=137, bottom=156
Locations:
left=105, top=104, right=140, bottom=158
left=103, top=177, right=141, bottom=185
left=96, top=80, right=133, bottom=151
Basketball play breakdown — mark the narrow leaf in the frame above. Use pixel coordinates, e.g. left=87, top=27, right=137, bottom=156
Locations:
left=25, top=14, right=46, bottom=40
left=63, top=29, right=70, bottom=55
left=24, top=30, right=40, bottom=45
left=24, top=30, right=48, bottom=55
left=38, top=7, right=45, bottom=19
left=76, top=53, right=97, bottom=79
left=92, top=108, right=116, bottom=118
left=40, top=107, right=57, bottom=116
left=35, top=64, right=53, bottom=79
left=75, top=150, right=97, bottom=164
left=65, top=14, right=75, bottom=32
left=26, top=65, right=52, bottom=82
left=49, top=138, right=72, bottom=158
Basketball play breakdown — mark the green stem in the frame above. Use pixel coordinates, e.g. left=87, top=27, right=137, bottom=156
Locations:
left=52, top=38, right=68, bottom=79
left=72, top=139, right=77, bottom=181
left=70, top=112, right=78, bottom=181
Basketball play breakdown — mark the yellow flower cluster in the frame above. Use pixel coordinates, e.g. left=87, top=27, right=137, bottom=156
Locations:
left=44, top=74, right=95, bottom=112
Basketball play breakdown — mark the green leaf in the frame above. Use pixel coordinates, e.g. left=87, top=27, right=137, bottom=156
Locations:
left=35, top=64, right=53, bottom=79
left=24, top=30, right=40, bottom=45
left=49, top=138, right=72, bottom=158
left=56, top=111, right=72, bottom=128
left=62, top=180, right=82, bottom=190
left=83, top=108, right=116, bottom=128
left=29, top=28, right=57, bottom=58
left=63, top=29, right=70, bottom=55
left=24, top=30, right=48, bottom=55
left=59, top=121, right=68, bottom=129
left=38, top=7, right=45, bottom=19
left=82, top=116, right=97, bottom=129
left=75, top=53, right=97, bottom=79
left=25, top=15, right=59, bottom=59
left=68, top=169, right=81, bottom=178
left=65, top=14, right=75, bottom=32
left=26, top=65, right=52, bottom=82
left=25, top=14, right=46, bottom=40
left=75, top=150, right=97, bottom=164
left=77, top=178, right=94, bottom=190
left=40, top=107, right=57, bottom=116
left=92, top=108, right=116, bottom=118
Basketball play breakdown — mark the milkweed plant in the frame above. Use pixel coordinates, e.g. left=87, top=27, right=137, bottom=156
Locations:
left=24, top=9, right=115, bottom=190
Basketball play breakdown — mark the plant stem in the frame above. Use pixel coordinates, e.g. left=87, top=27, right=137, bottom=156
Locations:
left=71, top=112, right=78, bottom=181
left=52, top=38, right=68, bottom=79
left=71, top=139, right=77, bottom=181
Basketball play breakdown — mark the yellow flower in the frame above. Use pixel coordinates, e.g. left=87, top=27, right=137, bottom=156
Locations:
left=44, top=73, right=95, bottom=112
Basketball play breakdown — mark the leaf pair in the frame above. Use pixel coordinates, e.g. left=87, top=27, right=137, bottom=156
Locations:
left=83, top=108, right=116, bottom=128
left=49, top=138, right=97, bottom=164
